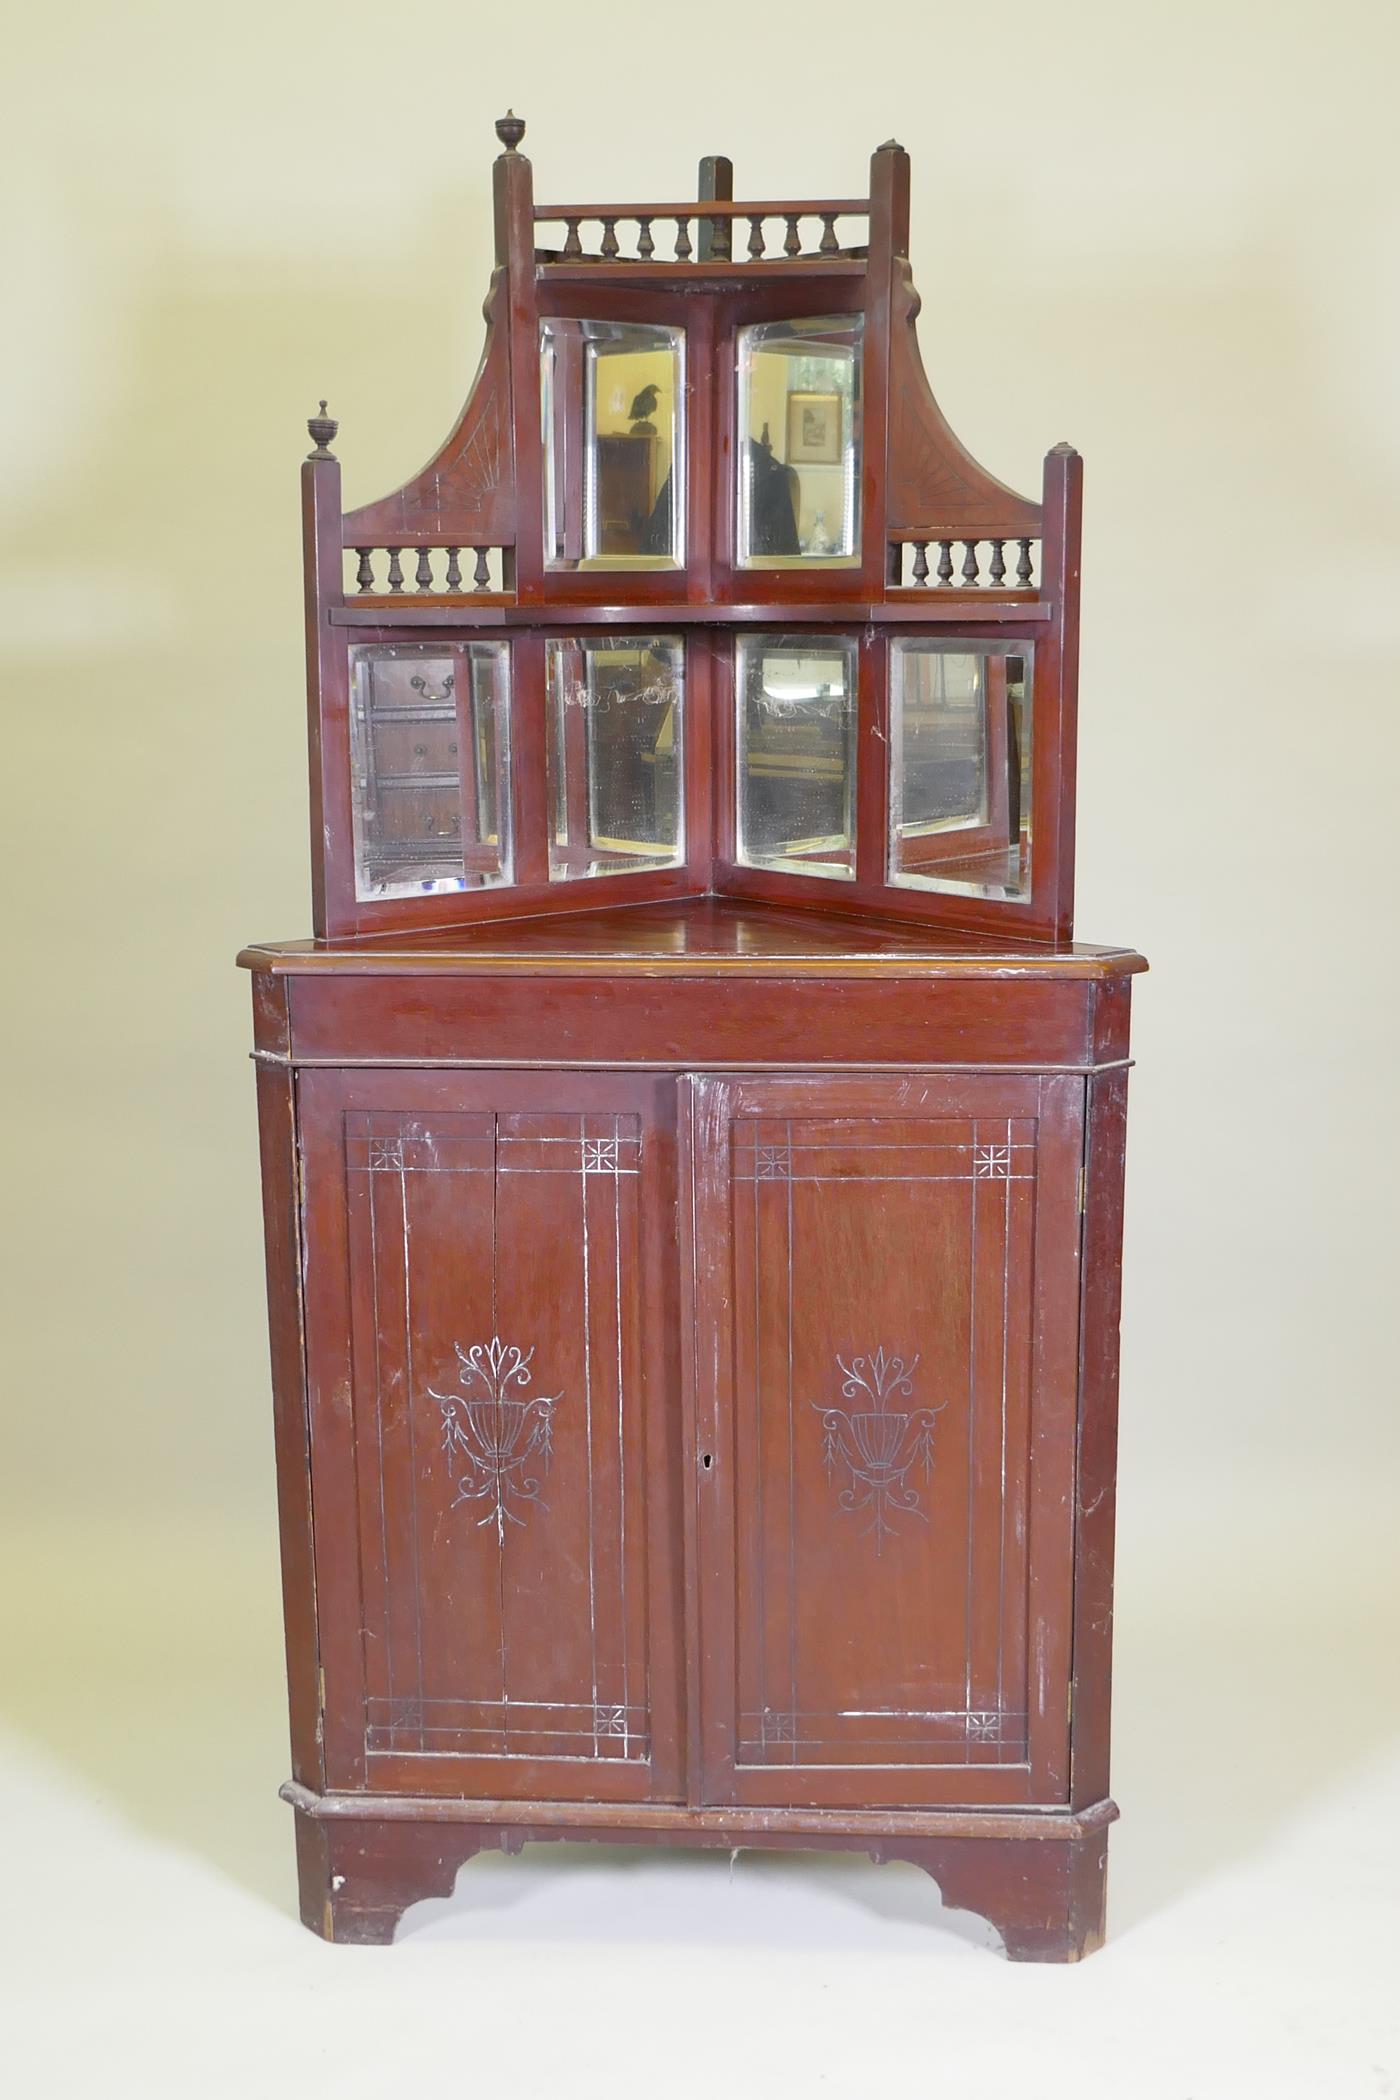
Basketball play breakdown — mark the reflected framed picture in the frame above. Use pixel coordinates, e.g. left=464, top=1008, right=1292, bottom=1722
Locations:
left=786, top=391, right=842, bottom=465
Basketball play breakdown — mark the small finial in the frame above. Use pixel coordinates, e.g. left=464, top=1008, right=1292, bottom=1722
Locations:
left=306, top=400, right=338, bottom=461
left=495, top=109, right=526, bottom=152
left=878, top=137, right=904, bottom=151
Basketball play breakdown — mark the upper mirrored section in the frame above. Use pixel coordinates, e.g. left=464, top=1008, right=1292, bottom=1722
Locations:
left=541, top=320, right=684, bottom=571
left=736, top=634, right=857, bottom=879
left=736, top=316, right=863, bottom=568
left=349, top=643, right=511, bottom=901
left=546, top=637, right=685, bottom=880
left=887, top=640, right=1032, bottom=901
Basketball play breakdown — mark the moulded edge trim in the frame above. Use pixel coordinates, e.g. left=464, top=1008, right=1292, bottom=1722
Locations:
left=279, top=1778, right=1118, bottom=1842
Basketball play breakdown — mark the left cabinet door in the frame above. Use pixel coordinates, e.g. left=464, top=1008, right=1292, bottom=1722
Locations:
left=298, top=1069, right=684, bottom=1802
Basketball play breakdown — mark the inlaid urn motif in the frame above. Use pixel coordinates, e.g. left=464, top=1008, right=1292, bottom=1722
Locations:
left=813, top=1348, right=944, bottom=1551
left=430, top=1336, right=560, bottom=1543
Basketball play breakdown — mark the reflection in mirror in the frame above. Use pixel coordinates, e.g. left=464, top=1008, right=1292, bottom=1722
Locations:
left=546, top=636, right=685, bottom=880
left=349, top=643, right=511, bottom=901
left=737, top=316, right=862, bottom=568
left=541, top=320, right=684, bottom=570
left=887, top=641, right=1032, bottom=901
left=736, top=634, right=857, bottom=879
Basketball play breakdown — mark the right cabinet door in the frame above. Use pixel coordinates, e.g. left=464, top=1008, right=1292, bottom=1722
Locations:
left=686, top=1071, right=1084, bottom=1809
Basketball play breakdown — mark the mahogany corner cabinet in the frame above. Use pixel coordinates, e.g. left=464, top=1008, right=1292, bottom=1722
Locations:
left=241, top=115, right=1145, bottom=1960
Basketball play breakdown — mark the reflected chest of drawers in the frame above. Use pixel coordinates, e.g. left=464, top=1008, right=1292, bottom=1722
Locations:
left=242, top=114, right=1144, bottom=1960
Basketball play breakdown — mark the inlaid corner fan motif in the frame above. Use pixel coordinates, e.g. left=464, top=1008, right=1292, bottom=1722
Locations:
left=814, top=1348, right=945, bottom=1551
left=430, top=1336, right=560, bottom=1542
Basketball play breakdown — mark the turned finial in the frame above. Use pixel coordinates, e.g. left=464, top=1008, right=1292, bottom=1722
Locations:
left=878, top=137, right=904, bottom=152
left=306, top=399, right=338, bottom=461
left=495, top=109, right=525, bottom=152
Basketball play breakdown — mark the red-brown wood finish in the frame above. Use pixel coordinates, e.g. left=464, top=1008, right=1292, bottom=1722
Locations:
left=253, top=988, right=322, bottom=1791
left=685, top=1071, right=1082, bottom=1812
left=286, top=1784, right=1114, bottom=1958
left=246, top=120, right=1145, bottom=1960
left=297, top=1068, right=684, bottom=1803
left=245, top=906, right=1141, bottom=1958
left=306, top=125, right=1075, bottom=944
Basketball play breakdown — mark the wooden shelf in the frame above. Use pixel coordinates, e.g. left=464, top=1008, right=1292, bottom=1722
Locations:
left=330, top=596, right=1053, bottom=629
left=238, top=896, right=1145, bottom=983
left=535, top=258, right=868, bottom=284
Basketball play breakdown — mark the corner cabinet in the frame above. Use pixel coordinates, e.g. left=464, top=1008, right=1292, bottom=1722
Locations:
left=244, top=115, right=1145, bottom=1961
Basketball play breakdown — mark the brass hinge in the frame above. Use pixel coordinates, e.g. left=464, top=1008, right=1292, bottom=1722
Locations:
left=1077, top=1163, right=1088, bottom=1215
left=318, top=1666, right=326, bottom=1712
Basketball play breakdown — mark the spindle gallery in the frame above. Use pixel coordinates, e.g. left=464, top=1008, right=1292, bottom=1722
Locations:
left=240, top=115, right=1145, bottom=1959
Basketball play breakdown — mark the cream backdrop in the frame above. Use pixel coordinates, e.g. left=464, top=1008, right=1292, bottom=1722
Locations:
left=2, top=3, right=1397, bottom=2093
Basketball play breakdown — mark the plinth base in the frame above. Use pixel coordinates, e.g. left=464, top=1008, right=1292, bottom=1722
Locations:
left=282, top=1784, right=1116, bottom=1963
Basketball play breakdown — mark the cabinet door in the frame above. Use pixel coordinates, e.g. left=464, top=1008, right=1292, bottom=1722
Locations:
left=299, top=1070, right=683, bottom=1802
left=685, top=1072, right=1084, bottom=1809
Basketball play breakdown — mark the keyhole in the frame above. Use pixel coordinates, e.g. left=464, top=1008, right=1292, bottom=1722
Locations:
left=701, top=1452, right=714, bottom=1472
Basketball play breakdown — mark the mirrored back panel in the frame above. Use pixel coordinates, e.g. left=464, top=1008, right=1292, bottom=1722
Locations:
left=341, top=631, right=1041, bottom=924
left=735, top=634, right=858, bottom=879
left=349, top=642, right=512, bottom=901
left=541, top=319, right=685, bottom=571
left=887, top=640, right=1033, bottom=903
left=546, top=636, right=685, bottom=881
left=737, top=316, right=863, bottom=569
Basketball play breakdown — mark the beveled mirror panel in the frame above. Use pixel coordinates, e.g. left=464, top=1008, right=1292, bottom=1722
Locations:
left=736, top=634, right=857, bottom=879
left=546, top=636, right=685, bottom=880
left=888, top=641, right=1032, bottom=901
left=736, top=317, right=862, bottom=568
left=349, top=643, right=511, bottom=901
left=541, top=320, right=684, bottom=570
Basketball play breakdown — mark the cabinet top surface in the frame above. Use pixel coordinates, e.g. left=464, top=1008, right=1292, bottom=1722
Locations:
left=239, top=899, right=1146, bottom=981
